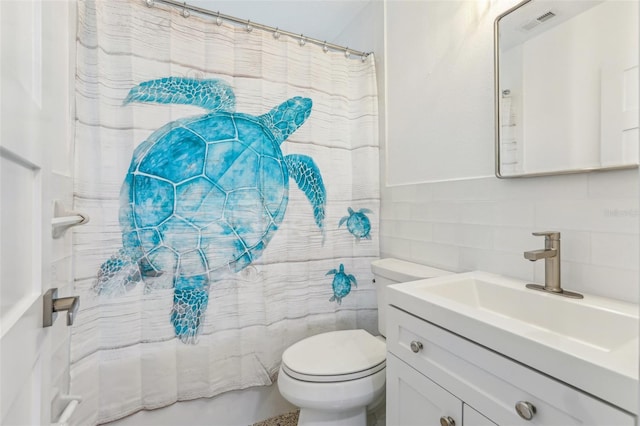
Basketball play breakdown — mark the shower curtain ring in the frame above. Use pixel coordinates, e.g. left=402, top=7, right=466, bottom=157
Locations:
left=181, top=2, right=190, bottom=18
left=322, top=41, right=329, bottom=53
left=246, top=20, right=253, bottom=32
left=299, top=35, right=306, bottom=46
left=344, top=47, right=351, bottom=58
left=273, top=28, right=281, bottom=39
left=216, top=11, right=223, bottom=26
left=145, top=0, right=154, bottom=7
left=361, top=53, right=368, bottom=62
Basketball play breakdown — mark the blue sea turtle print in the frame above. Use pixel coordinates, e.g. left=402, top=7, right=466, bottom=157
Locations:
left=326, top=264, right=357, bottom=305
left=94, top=77, right=326, bottom=343
left=339, top=207, right=372, bottom=240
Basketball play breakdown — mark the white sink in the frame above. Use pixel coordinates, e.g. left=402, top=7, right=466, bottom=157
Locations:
left=387, top=271, right=639, bottom=413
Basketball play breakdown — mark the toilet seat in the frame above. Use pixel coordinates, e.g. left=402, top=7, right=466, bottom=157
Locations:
left=281, top=329, right=386, bottom=383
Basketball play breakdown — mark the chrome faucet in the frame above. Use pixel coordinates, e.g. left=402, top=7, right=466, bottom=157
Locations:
left=524, top=231, right=583, bottom=299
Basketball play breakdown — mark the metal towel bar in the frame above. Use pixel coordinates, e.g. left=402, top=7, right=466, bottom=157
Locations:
left=51, top=200, right=89, bottom=238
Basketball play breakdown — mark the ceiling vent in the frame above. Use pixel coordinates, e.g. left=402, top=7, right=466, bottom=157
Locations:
left=536, top=11, right=556, bottom=23
left=521, top=10, right=556, bottom=31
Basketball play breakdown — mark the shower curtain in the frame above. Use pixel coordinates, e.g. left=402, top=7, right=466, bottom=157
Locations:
left=69, top=1, right=379, bottom=424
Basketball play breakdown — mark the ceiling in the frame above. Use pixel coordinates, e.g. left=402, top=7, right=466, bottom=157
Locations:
left=190, top=1, right=373, bottom=45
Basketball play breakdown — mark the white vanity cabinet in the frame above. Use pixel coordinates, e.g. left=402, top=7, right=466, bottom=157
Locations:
left=386, top=306, right=636, bottom=426
left=387, top=353, right=495, bottom=426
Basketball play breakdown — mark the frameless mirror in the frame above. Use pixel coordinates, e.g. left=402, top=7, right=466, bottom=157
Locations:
left=494, top=0, right=639, bottom=178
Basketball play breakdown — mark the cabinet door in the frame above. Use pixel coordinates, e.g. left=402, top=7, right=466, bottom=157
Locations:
left=463, top=404, right=496, bottom=426
left=387, top=353, right=462, bottom=426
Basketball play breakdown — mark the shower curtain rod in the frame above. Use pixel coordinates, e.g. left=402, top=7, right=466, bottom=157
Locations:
left=146, top=0, right=373, bottom=60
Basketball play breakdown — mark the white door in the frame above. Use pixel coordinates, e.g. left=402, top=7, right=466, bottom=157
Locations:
left=1, top=1, right=75, bottom=425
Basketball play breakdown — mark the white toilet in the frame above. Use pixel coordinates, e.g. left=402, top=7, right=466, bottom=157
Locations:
left=277, top=258, right=452, bottom=426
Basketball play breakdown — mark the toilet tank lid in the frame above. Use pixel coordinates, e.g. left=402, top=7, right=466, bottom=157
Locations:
left=371, top=258, right=452, bottom=282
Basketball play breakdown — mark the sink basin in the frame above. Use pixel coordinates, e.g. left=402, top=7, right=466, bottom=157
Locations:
left=423, top=275, right=637, bottom=352
left=387, top=271, right=639, bottom=413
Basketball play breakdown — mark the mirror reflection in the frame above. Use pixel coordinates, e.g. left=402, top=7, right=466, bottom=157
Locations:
left=495, top=0, right=639, bottom=177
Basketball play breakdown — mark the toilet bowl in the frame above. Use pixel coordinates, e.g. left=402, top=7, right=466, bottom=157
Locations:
left=277, top=259, right=452, bottom=426
left=278, top=329, right=385, bottom=426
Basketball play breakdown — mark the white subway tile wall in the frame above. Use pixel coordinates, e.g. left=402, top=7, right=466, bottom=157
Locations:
left=380, top=169, right=639, bottom=303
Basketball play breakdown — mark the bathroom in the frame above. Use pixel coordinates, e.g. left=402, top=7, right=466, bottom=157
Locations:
left=0, top=0, right=638, bottom=425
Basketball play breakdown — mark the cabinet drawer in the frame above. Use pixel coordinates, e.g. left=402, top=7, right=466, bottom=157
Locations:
left=386, top=306, right=635, bottom=426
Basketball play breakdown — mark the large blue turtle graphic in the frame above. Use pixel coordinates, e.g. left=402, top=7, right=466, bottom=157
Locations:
left=94, top=77, right=326, bottom=343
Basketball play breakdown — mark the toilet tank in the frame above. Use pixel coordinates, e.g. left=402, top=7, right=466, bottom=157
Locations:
left=371, top=258, right=452, bottom=336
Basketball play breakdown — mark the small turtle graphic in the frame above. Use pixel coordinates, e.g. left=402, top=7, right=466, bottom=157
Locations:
left=326, top=264, right=357, bottom=305
left=94, top=77, right=326, bottom=343
left=339, top=207, right=372, bottom=240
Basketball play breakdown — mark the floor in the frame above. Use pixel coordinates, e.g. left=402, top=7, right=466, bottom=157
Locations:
left=252, top=403, right=386, bottom=426
left=252, top=410, right=299, bottom=426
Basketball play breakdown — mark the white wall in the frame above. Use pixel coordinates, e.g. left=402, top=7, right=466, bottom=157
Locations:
left=385, top=0, right=496, bottom=183
left=382, top=0, right=639, bottom=303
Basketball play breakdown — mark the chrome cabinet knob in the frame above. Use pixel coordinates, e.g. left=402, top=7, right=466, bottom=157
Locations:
left=515, top=401, right=536, bottom=420
left=439, top=415, right=455, bottom=426
left=410, top=340, right=423, bottom=353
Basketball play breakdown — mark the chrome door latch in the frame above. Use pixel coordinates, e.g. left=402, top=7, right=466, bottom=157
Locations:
left=43, top=288, right=79, bottom=327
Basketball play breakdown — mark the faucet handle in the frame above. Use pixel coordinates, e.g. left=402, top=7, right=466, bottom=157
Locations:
left=532, top=231, right=560, bottom=240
